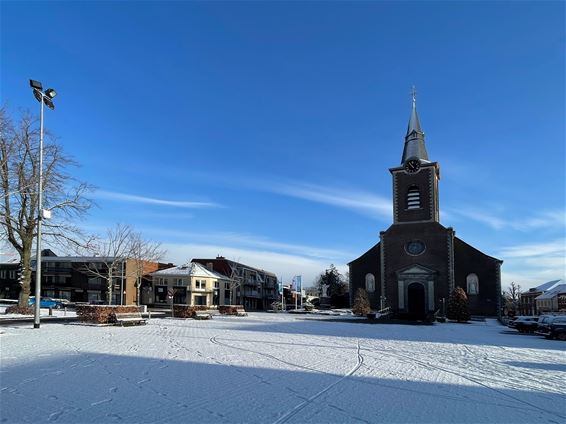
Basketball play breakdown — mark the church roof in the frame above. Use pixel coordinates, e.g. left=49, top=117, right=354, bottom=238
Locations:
left=401, top=90, right=429, bottom=164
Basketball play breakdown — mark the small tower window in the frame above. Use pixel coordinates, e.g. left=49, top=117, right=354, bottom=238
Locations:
left=467, top=273, right=479, bottom=295
left=365, top=273, right=375, bottom=293
left=407, top=186, right=421, bottom=209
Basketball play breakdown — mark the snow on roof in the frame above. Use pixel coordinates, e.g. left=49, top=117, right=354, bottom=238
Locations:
left=150, top=262, right=231, bottom=280
left=535, top=282, right=566, bottom=300
left=529, top=279, right=562, bottom=293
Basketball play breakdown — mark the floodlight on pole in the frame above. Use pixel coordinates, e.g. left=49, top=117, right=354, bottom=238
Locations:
left=29, top=79, right=57, bottom=329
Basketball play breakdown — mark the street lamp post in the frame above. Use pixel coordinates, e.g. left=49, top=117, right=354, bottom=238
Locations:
left=30, top=79, right=56, bottom=329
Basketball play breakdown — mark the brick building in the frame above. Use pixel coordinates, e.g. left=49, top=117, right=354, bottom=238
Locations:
left=191, top=257, right=278, bottom=310
left=0, top=249, right=170, bottom=304
left=349, top=96, right=502, bottom=319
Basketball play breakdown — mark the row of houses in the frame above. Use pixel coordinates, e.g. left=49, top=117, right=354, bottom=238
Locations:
left=0, top=251, right=279, bottom=311
left=518, top=279, right=566, bottom=315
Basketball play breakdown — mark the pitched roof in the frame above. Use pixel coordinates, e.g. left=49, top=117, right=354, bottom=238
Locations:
left=528, top=279, right=562, bottom=293
left=535, top=282, right=566, bottom=300
left=150, top=262, right=231, bottom=280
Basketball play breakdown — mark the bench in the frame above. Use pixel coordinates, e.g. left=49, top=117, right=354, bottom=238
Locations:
left=194, top=312, right=212, bottom=320
left=114, top=312, right=147, bottom=326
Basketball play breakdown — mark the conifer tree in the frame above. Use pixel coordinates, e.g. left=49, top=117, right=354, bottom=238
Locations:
left=352, top=288, right=371, bottom=316
left=446, top=287, right=470, bottom=322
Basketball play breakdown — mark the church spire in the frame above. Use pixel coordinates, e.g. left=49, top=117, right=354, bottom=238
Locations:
left=401, top=87, right=429, bottom=164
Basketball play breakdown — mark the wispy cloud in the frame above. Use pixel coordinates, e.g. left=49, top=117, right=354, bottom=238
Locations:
left=268, top=182, right=392, bottom=220
left=94, top=190, right=221, bottom=209
left=499, top=239, right=566, bottom=288
left=498, top=239, right=565, bottom=258
left=447, top=208, right=565, bottom=231
left=139, top=228, right=353, bottom=262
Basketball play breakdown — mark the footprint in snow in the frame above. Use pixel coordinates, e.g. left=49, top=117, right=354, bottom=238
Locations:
left=91, top=398, right=112, bottom=406
left=48, top=410, right=64, bottom=421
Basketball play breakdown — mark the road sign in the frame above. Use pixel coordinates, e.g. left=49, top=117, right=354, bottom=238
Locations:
left=167, top=288, right=176, bottom=297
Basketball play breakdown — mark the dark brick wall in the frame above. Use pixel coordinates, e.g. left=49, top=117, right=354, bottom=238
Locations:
left=453, top=238, right=500, bottom=316
left=348, top=243, right=381, bottom=310
left=392, top=164, right=439, bottom=224
left=382, top=222, right=451, bottom=313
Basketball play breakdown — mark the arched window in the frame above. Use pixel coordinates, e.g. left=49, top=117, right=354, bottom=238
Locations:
left=407, top=186, right=421, bottom=209
left=467, top=273, right=479, bottom=295
left=365, top=273, right=375, bottom=293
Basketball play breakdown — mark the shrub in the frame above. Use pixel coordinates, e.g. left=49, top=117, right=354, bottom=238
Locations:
left=352, top=288, right=371, bottom=316
left=446, top=287, right=470, bottom=323
left=5, top=305, right=34, bottom=315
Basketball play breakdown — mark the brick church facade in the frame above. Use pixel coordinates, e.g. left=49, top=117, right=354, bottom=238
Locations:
left=349, top=96, right=502, bottom=319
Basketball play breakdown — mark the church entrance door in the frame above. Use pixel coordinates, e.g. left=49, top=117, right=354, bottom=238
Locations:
left=407, top=282, right=426, bottom=320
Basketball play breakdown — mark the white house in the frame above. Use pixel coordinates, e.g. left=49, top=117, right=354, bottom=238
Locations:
left=148, top=262, right=234, bottom=306
left=535, top=281, right=566, bottom=313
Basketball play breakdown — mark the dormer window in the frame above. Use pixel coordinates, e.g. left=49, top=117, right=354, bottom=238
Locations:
left=407, top=186, right=421, bottom=209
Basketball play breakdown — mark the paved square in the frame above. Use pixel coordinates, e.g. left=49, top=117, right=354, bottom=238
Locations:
left=1, top=314, right=564, bottom=423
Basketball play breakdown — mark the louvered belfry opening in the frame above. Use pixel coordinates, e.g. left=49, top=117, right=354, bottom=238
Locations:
left=407, top=186, right=421, bottom=209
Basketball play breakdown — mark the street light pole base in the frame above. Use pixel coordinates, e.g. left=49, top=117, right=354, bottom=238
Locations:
left=33, top=323, right=40, bottom=329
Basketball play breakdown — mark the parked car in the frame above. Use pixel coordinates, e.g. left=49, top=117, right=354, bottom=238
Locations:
left=28, top=297, right=67, bottom=309
left=535, top=315, right=566, bottom=340
left=508, top=316, right=539, bottom=333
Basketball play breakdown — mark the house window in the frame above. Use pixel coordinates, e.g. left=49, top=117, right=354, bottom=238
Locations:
left=407, top=186, right=421, bottom=209
left=365, top=273, right=375, bottom=293
left=466, top=273, right=479, bottom=295
left=0, top=270, right=6, bottom=279
left=8, top=270, right=16, bottom=279
left=175, top=278, right=185, bottom=286
left=214, top=281, right=220, bottom=289
left=195, top=280, right=206, bottom=290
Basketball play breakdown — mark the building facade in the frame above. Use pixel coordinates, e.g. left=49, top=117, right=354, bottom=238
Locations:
left=0, top=249, right=169, bottom=304
left=519, top=279, right=564, bottom=315
left=192, top=256, right=278, bottom=310
left=349, top=96, right=502, bottom=319
left=148, top=262, right=234, bottom=307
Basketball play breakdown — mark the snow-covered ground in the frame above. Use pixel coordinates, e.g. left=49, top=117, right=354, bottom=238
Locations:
left=1, top=314, right=564, bottom=424
left=0, top=305, right=77, bottom=319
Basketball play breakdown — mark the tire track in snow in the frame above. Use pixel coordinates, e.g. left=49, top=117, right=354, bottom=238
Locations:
left=209, top=336, right=329, bottom=374
left=363, top=342, right=566, bottom=421
left=271, top=340, right=364, bottom=424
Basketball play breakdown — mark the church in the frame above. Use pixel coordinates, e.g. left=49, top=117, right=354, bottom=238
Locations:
left=348, top=95, right=502, bottom=319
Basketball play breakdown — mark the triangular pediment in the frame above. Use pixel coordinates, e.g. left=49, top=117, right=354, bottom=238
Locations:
left=396, top=264, right=437, bottom=276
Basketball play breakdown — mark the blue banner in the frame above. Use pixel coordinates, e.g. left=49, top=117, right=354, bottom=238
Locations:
left=294, top=275, right=302, bottom=293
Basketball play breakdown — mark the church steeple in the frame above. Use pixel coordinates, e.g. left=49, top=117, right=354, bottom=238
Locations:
left=401, top=87, right=429, bottom=164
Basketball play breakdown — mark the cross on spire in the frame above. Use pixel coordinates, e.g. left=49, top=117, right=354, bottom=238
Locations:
left=411, top=85, right=417, bottom=107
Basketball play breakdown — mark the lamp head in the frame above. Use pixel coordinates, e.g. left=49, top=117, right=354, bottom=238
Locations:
left=33, top=90, right=43, bottom=103
left=45, top=88, right=57, bottom=99
left=43, top=97, right=55, bottom=110
left=29, top=80, right=43, bottom=90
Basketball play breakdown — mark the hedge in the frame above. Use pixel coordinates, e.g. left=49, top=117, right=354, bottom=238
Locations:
left=5, top=305, right=34, bottom=315
left=218, top=305, right=246, bottom=316
left=172, top=305, right=209, bottom=318
left=75, top=305, right=140, bottom=324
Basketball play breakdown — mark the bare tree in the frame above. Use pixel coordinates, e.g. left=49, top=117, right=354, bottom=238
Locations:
left=127, top=231, right=166, bottom=305
left=80, top=224, right=134, bottom=305
left=0, top=108, right=93, bottom=307
left=503, top=281, right=522, bottom=314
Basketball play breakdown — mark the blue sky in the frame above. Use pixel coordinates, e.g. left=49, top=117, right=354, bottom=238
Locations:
left=1, top=1, right=564, bottom=288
